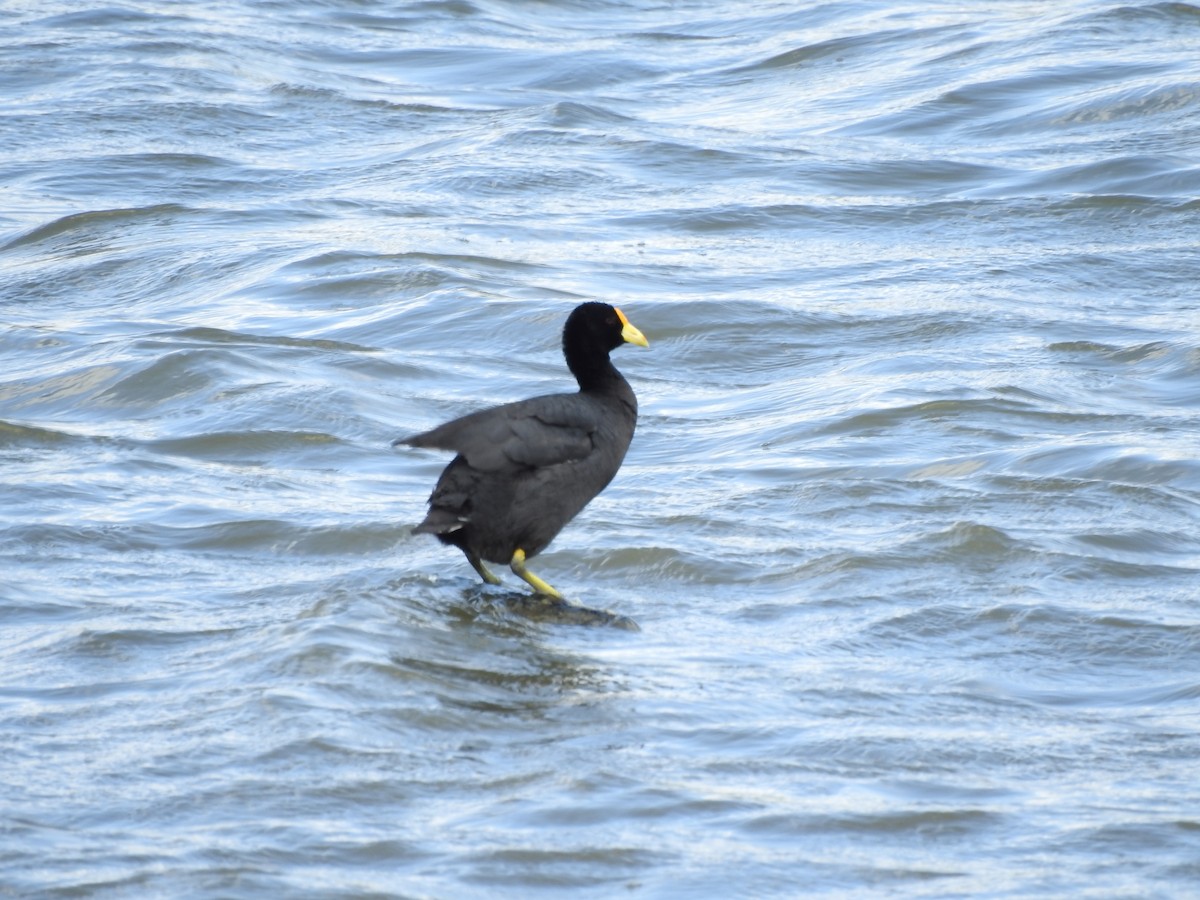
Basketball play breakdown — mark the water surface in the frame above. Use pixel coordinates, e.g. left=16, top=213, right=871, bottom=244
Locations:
left=3, top=0, right=1200, bottom=896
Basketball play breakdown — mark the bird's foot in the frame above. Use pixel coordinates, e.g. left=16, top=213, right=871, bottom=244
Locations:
left=509, top=548, right=564, bottom=600
left=467, top=553, right=503, bottom=586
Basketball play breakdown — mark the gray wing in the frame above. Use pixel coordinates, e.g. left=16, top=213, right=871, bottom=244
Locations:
left=398, top=394, right=597, bottom=472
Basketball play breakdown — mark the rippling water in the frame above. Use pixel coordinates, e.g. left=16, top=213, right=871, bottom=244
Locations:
left=4, top=0, right=1200, bottom=896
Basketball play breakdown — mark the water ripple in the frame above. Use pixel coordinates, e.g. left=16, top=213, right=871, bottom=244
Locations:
left=4, top=0, right=1200, bottom=896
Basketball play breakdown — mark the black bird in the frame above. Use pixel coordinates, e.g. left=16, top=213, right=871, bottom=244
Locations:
left=396, top=302, right=649, bottom=599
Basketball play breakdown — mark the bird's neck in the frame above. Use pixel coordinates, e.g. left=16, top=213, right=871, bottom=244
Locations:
left=576, top=365, right=624, bottom=393
left=563, top=328, right=623, bottom=392
left=569, top=353, right=624, bottom=393
left=572, top=356, right=637, bottom=421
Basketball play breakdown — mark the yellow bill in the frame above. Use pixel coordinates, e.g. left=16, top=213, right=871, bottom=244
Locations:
left=615, top=307, right=649, bottom=348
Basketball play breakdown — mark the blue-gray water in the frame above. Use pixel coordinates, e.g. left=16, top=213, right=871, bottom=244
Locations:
left=3, top=1, right=1200, bottom=897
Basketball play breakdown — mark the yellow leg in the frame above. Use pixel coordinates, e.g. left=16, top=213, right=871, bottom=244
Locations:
left=509, top=548, right=563, bottom=600
left=466, top=551, right=502, bottom=586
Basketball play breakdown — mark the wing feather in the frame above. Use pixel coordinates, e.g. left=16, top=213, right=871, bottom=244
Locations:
left=398, top=394, right=598, bottom=472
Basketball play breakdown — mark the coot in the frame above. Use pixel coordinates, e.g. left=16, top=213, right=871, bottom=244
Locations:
left=396, top=302, right=648, bottom=599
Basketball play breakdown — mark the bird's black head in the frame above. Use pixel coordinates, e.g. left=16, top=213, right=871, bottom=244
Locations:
left=564, top=301, right=649, bottom=354
left=562, top=301, right=649, bottom=389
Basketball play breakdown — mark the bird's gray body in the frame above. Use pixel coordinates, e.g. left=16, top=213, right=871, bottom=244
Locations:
left=401, top=383, right=637, bottom=564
